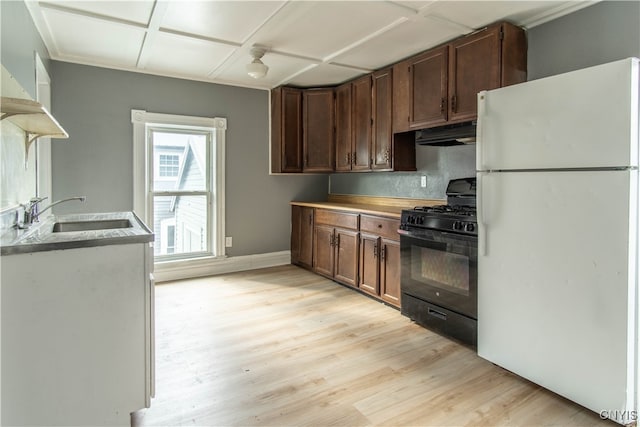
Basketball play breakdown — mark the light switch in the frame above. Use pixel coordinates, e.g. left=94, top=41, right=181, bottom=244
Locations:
left=421, top=176, right=427, bottom=188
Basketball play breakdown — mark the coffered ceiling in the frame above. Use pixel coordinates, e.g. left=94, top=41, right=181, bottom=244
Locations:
left=25, top=0, right=597, bottom=90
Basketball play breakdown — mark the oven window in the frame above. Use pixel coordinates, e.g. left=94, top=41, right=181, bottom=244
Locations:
left=410, top=246, right=470, bottom=295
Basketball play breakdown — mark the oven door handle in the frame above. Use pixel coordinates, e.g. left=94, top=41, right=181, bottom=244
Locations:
left=399, top=228, right=476, bottom=244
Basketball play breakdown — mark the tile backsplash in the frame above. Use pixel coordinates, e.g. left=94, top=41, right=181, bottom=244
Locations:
left=329, top=144, right=476, bottom=200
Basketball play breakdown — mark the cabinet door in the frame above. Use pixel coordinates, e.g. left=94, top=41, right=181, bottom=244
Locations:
left=449, top=27, right=501, bottom=123
left=380, top=238, right=400, bottom=307
left=299, top=207, right=314, bottom=269
left=303, top=89, right=335, bottom=172
left=271, top=87, right=302, bottom=173
left=409, top=46, right=448, bottom=129
left=351, top=75, right=372, bottom=171
left=335, top=83, right=352, bottom=172
left=392, top=60, right=410, bottom=133
left=372, top=68, right=393, bottom=171
left=291, top=205, right=302, bottom=264
left=334, top=228, right=359, bottom=287
left=292, top=206, right=314, bottom=269
left=359, top=233, right=380, bottom=296
left=314, top=225, right=334, bottom=279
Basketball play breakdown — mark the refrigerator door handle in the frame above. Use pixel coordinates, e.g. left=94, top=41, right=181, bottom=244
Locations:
left=476, top=91, right=487, bottom=172
left=478, top=172, right=488, bottom=256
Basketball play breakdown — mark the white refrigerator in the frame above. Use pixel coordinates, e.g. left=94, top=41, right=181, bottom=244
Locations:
left=476, top=57, right=639, bottom=425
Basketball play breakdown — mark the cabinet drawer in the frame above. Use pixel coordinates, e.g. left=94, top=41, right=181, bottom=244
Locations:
left=360, top=215, right=400, bottom=241
left=315, top=209, right=359, bottom=230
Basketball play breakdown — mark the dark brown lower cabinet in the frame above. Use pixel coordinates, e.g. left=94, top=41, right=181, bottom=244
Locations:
left=359, top=215, right=401, bottom=307
left=359, top=233, right=381, bottom=295
left=314, top=224, right=359, bottom=287
left=291, top=205, right=314, bottom=269
left=292, top=205, right=400, bottom=307
left=379, top=238, right=400, bottom=307
left=313, top=209, right=359, bottom=287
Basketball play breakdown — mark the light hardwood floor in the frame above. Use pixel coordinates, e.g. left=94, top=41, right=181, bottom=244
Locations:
left=132, top=265, right=614, bottom=426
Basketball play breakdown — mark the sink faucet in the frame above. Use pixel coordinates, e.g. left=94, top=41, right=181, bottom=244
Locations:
left=22, top=196, right=86, bottom=227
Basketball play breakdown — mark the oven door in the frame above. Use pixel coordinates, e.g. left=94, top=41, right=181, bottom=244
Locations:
left=400, top=228, right=477, bottom=319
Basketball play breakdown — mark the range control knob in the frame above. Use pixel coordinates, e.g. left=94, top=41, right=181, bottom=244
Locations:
left=465, top=223, right=475, bottom=232
left=416, top=216, right=425, bottom=225
left=453, top=221, right=464, bottom=230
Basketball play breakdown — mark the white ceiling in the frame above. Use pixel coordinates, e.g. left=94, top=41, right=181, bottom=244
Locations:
left=25, top=0, right=597, bottom=90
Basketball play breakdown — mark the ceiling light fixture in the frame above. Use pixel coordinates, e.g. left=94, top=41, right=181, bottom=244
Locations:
left=246, top=46, right=269, bottom=79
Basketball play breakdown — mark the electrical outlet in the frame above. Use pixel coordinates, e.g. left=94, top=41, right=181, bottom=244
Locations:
left=225, top=237, right=233, bottom=247
left=420, top=175, right=427, bottom=188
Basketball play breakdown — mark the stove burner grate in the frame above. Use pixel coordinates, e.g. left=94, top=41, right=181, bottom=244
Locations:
left=413, top=205, right=477, bottom=217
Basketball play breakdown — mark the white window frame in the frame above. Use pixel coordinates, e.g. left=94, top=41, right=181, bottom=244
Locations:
left=132, top=110, right=226, bottom=269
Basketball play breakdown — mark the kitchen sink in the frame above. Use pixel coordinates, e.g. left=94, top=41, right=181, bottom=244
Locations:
left=52, top=219, right=132, bottom=232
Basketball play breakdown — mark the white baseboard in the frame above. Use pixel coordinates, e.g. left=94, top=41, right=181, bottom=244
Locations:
left=153, top=251, right=291, bottom=283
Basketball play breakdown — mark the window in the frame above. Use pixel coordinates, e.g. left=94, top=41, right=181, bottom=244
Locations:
left=158, top=154, right=180, bottom=177
left=132, top=110, right=226, bottom=265
left=161, top=219, right=176, bottom=254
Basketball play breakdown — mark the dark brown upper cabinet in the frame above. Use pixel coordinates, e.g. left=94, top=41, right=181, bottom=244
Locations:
left=397, top=21, right=526, bottom=131
left=351, top=75, right=373, bottom=171
left=335, top=82, right=352, bottom=172
left=392, top=59, right=411, bottom=134
left=335, top=71, right=415, bottom=173
left=303, top=88, right=335, bottom=172
left=271, top=87, right=302, bottom=173
left=271, top=21, right=525, bottom=173
left=408, top=46, right=449, bottom=129
left=335, top=75, right=373, bottom=172
left=371, top=68, right=393, bottom=170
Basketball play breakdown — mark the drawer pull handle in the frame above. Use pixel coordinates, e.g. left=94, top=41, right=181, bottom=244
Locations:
left=428, top=308, right=447, bottom=320
left=377, top=224, right=382, bottom=228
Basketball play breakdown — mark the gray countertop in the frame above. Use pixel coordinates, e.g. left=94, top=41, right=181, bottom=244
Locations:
left=0, top=211, right=154, bottom=256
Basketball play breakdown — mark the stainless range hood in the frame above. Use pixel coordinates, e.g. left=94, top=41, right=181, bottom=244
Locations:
left=415, top=121, right=476, bottom=146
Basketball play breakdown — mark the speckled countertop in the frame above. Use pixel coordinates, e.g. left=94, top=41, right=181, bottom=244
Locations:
left=290, top=201, right=406, bottom=218
left=1, top=212, right=154, bottom=256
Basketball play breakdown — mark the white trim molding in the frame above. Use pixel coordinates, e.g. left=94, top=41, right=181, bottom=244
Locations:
left=132, top=109, right=227, bottom=275
left=153, top=251, right=291, bottom=283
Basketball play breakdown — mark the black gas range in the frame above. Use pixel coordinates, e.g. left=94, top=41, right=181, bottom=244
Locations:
left=398, top=178, right=478, bottom=347
left=400, top=177, right=477, bottom=236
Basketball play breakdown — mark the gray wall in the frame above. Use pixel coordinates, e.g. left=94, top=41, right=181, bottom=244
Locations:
left=527, top=1, right=640, bottom=81
left=330, top=0, right=640, bottom=200
left=50, top=62, right=328, bottom=256
left=0, top=1, right=50, bottom=98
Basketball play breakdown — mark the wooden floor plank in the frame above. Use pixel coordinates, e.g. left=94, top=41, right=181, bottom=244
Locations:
left=132, top=265, right=615, bottom=426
